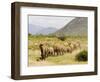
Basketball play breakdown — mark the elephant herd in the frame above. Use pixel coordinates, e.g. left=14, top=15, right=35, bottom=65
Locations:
left=39, top=41, right=81, bottom=60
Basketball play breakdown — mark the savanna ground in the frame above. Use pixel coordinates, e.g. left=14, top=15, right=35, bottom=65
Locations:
left=28, top=35, right=88, bottom=66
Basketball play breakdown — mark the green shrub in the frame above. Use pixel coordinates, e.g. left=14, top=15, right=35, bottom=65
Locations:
left=57, top=36, right=66, bottom=41
left=75, top=50, right=88, bottom=61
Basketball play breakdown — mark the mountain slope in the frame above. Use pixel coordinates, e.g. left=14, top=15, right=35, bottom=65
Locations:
left=28, top=24, right=45, bottom=35
left=29, top=24, right=57, bottom=35
left=54, top=17, right=88, bottom=36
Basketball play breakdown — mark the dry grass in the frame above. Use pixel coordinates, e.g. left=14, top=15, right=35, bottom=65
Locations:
left=28, top=36, right=87, bottom=66
left=28, top=49, right=87, bottom=66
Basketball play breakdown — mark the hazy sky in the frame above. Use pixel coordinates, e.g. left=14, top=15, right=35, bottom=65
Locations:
left=29, top=15, right=75, bottom=29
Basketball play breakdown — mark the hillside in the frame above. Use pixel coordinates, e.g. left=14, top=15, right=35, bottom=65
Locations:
left=29, top=24, right=57, bottom=35
left=28, top=24, right=44, bottom=35
left=54, top=17, right=88, bottom=36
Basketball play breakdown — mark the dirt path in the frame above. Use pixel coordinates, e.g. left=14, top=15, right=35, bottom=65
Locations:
left=28, top=48, right=87, bottom=66
left=28, top=59, right=55, bottom=66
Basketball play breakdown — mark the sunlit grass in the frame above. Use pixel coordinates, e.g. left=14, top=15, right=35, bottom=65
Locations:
left=28, top=35, right=88, bottom=66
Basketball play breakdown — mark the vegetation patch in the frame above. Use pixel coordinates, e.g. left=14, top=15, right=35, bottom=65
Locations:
left=75, top=50, right=88, bottom=61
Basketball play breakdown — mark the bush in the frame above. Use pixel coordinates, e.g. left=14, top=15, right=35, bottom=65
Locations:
left=75, top=50, right=88, bottom=61
left=57, top=36, right=66, bottom=41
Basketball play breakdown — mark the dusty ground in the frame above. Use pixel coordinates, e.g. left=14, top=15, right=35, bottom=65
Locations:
left=28, top=49, right=87, bottom=66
